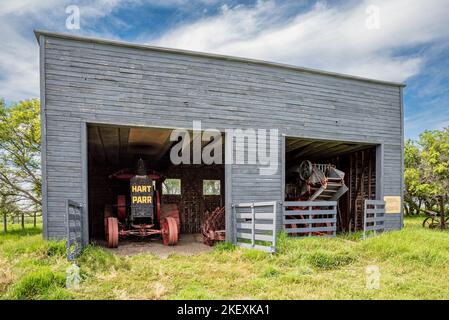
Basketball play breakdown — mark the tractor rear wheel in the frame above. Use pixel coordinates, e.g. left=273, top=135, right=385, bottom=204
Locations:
left=161, top=217, right=178, bottom=246
left=106, top=217, right=119, bottom=248
left=117, top=195, right=126, bottom=220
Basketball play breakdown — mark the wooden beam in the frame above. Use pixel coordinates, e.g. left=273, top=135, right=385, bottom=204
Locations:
left=286, top=139, right=314, bottom=152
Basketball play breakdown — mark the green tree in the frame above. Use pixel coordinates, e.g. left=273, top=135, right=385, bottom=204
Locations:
left=404, top=127, right=449, bottom=216
left=0, top=99, right=41, bottom=229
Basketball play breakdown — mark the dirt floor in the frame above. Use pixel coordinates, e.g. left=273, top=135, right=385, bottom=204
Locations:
left=100, top=233, right=213, bottom=258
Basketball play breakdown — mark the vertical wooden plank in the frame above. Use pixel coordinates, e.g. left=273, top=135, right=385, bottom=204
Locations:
left=39, top=35, right=48, bottom=240
left=332, top=205, right=337, bottom=237
left=354, top=151, right=359, bottom=230
left=81, top=122, right=89, bottom=245
left=308, top=205, right=312, bottom=237
left=272, top=201, right=277, bottom=253
left=225, top=132, right=233, bottom=243
left=251, top=203, right=255, bottom=247
left=363, top=200, right=367, bottom=239
left=280, top=134, right=286, bottom=232
left=376, top=144, right=384, bottom=200
left=368, top=149, right=372, bottom=198
left=400, top=87, right=405, bottom=228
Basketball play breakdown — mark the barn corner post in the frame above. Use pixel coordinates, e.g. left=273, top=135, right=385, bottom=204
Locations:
left=400, top=86, right=405, bottom=229
left=375, top=143, right=384, bottom=201
left=280, top=133, right=286, bottom=235
left=38, top=33, right=48, bottom=240
left=224, top=130, right=234, bottom=244
left=81, top=121, right=89, bottom=245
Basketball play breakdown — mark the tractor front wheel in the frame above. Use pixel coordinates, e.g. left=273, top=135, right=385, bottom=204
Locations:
left=105, top=217, right=119, bottom=248
left=161, top=217, right=178, bottom=246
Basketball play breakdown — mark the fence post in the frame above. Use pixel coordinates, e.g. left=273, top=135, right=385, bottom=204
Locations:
left=251, top=203, right=255, bottom=248
left=232, top=204, right=236, bottom=244
left=363, top=200, right=367, bottom=239
left=333, top=203, right=337, bottom=237
left=272, top=201, right=277, bottom=253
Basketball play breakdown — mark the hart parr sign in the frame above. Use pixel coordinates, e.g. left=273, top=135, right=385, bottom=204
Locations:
left=131, top=185, right=152, bottom=193
left=131, top=184, right=153, bottom=204
left=130, top=175, right=154, bottom=219
left=131, top=195, right=152, bottom=204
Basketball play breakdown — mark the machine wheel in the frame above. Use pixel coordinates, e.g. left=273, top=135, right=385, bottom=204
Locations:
left=161, top=217, right=178, bottom=246
left=117, top=195, right=126, bottom=220
left=106, top=217, right=119, bottom=248
left=299, top=160, right=313, bottom=181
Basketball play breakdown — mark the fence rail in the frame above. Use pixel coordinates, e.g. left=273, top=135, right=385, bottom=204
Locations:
left=283, top=201, right=337, bottom=237
left=363, top=200, right=386, bottom=238
left=66, top=200, right=83, bottom=261
left=233, top=201, right=277, bottom=253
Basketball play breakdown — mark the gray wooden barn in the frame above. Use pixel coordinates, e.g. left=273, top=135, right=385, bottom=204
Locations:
left=35, top=30, right=404, bottom=252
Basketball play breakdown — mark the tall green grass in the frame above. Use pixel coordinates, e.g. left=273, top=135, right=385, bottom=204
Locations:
left=1, top=217, right=448, bottom=300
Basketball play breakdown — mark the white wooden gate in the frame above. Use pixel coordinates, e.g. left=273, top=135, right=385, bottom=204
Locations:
left=363, top=200, right=386, bottom=238
left=233, top=201, right=277, bottom=253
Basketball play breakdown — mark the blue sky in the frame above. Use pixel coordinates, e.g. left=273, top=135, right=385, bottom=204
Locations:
left=1, top=0, right=448, bottom=139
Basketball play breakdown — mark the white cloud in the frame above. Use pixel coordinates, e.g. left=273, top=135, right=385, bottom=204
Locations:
left=0, top=0, right=134, bottom=101
left=1, top=0, right=449, bottom=104
left=153, top=0, right=449, bottom=83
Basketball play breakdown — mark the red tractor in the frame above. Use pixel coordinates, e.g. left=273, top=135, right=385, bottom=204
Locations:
left=104, top=159, right=180, bottom=248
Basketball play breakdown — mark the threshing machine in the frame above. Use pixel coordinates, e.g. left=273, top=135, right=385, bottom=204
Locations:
left=296, top=160, right=348, bottom=201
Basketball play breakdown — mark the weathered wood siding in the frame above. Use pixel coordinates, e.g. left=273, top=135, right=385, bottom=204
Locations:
left=39, top=33, right=403, bottom=240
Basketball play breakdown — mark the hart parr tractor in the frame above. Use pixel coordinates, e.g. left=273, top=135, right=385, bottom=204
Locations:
left=104, top=159, right=180, bottom=248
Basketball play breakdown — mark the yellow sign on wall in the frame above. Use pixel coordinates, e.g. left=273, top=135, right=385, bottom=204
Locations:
left=384, top=196, right=401, bottom=214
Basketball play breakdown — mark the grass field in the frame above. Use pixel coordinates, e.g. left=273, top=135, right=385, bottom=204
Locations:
left=1, top=217, right=448, bottom=300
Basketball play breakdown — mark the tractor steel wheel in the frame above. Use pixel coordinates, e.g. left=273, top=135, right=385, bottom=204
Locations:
left=161, top=217, right=178, bottom=246
left=106, top=217, right=119, bottom=248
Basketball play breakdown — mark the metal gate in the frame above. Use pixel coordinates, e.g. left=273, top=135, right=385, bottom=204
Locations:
left=233, top=201, right=277, bottom=253
left=363, top=200, right=386, bottom=238
left=66, top=200, right=83, bottom=261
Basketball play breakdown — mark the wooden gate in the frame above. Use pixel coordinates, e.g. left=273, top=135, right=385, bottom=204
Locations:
left=66, top=200, right=83, bottom=261
left=283, top=201, right=337, bottom=237
left=233, top=201, right=277, bottom=253
left=363, top=200, right=386, bottom=238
